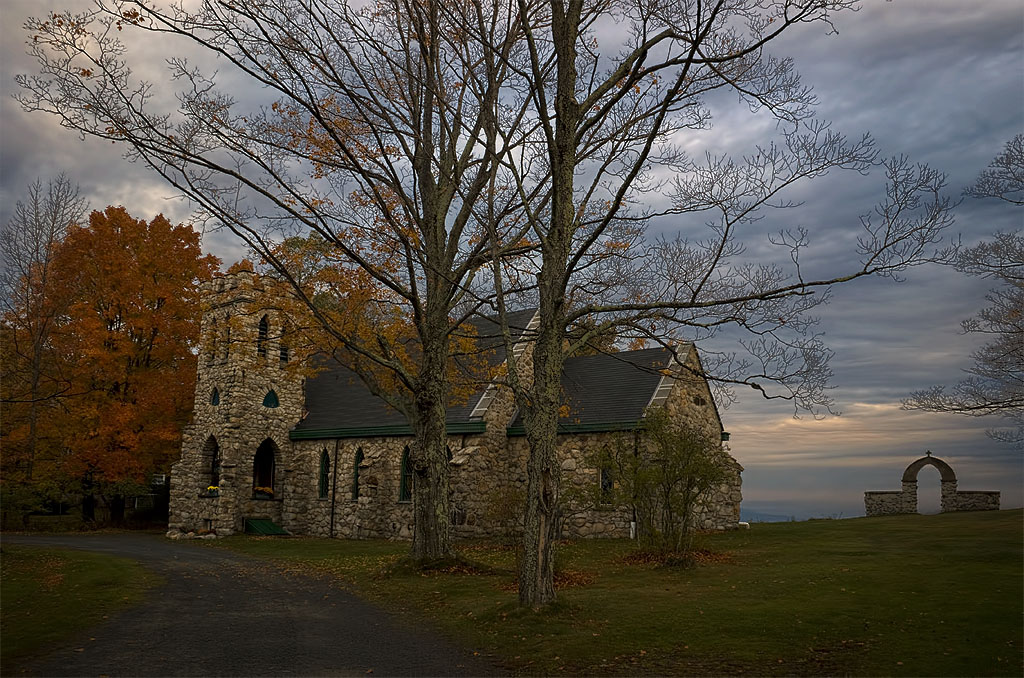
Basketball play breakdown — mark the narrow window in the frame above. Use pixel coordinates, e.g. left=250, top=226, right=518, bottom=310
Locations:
left=600, top=467, right=614, bottom=504
left=351, top=448, right=364, bottom=501
left=210, top=387, right=220, bottom=406
left=208, top=317, right=218, bottom=361
left=263, top=390, right=279, bottom=408
left=398, top=447, right=412, bottom=502
left=318, top=449, right=330, bottom=499
left=224, top=315, right=231, bottom=359
left=279, top=324, right=290, bottom=364
left=257, top=315, right=269, bottom=359
left=203, top=435, right=220, bottom=489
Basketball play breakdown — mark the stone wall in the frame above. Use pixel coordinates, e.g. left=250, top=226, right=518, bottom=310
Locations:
left=509, top=349, right=743, bottom=539
left=947, top=490, right=1000, bottom=512
left=863, top=491, right=907, bottom=516
left=864, top=458, right=1001, bottom=516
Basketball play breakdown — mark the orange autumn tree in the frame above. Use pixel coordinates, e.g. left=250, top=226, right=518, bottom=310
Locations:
left=46, top=206, right=219, bottom=520
left=18, top=0, right=535, bottom=562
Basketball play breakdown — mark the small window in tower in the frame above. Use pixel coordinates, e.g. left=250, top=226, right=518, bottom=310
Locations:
left=279, top=324, right=290, bottom=364
left=263, top=389, right=279, bottom=408
left=398, top=447, right=412, bottom=502
left=257, top=315, right=269, bottom=359
left=352, top=448, right=364, bottom=501
left=210, top=387, right=220, bottom=406
left=208, top=317, right=218, bottom=361
left=600, top=467, right=614, bottom=504
left=224, top=315, right=231, bottom=359
left=693, top=395, right=706, bottom=407
left=318, top=449, right=330, bottom=499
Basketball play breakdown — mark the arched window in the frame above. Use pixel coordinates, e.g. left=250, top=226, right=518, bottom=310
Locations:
left=223, top=315, right=231, bottom=359
left=279, top=324, right=290, bottom=364
left=318, top=449, right=330, bottom=499
left=398, top=447, right=412, bottom=502
left=257, top=315, right=269, bottom=359
left=208, top=317, right=218, bottom=361
left=351, top=448, right=364, bottom=501
left=253, top=439, right=276, bottom=497
left=600, top=467, right=613, bottom=504
left=263, top=389, right=279, bottom=408
left=210, top=387, right=220, bottom=406
left=203, top=435, right=220, bottom=489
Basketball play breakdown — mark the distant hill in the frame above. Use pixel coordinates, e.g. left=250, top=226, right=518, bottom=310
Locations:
left=740, top=508, right=796, bottom=523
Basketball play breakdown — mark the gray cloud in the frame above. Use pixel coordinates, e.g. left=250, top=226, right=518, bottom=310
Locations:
left=2, top=0, right=1021, bottom=518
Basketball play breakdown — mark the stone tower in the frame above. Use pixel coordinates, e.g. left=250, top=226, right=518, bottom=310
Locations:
left=168, top=270, right=304, bottom=535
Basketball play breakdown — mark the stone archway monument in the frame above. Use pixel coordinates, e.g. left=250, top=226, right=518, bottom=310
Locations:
left=864, top=452, right=1000, bottom=516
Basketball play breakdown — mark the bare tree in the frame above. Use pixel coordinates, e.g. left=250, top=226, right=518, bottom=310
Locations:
left=483, top=0, right=955, bottom=606
left=16, top=0, right=531, bottom=562
left=1, top=175, right=87, bottom=482
left=905, top=143, right=1023, bottom=445
left=964, top=134, right=1024, bottom=205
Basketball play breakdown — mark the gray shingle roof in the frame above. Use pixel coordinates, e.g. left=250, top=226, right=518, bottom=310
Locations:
left=507, top=345, right=690, bottom=434
left=291, top=312, right=687, bottom=439
left=292, top=308, right=538, bottom=438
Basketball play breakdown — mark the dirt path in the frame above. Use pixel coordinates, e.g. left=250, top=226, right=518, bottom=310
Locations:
left=3, top=533, right=504, bottom=677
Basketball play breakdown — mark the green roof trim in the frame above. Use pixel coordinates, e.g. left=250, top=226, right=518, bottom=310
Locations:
left=507, top=420, right=728, bottom=438
left=506, top=420, right=643, bottom=436
left=290, top=421, right=486, bottom=441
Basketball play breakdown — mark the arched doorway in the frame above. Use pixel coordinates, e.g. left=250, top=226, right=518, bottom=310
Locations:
left=203, top=435, right=221, bottom=489
left=901, top=453, right=957, bottom=513
left=253, top=439, right=278, bottom=497
left=915, top=465, right=941, bottom=514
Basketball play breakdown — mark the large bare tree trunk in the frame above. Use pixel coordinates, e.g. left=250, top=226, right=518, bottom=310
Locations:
left=409, top=315, right=454, bottom=562
left=516, top=0, right=581, bottom=607
left=518, top=323, right=564, bottom=605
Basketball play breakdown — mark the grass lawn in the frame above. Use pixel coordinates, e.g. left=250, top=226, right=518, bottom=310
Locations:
left=212, top=509, right=1022, bottom=676
left=0, top=544, right=158, bottom=667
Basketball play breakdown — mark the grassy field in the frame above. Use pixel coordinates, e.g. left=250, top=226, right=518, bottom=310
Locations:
left=0, top=544, right=158, bottom=666
left=213, top=509, right=1023, bottom=676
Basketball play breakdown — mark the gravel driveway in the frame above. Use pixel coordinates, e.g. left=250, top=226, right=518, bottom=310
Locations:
left=3, top=533, right=504, bottom=677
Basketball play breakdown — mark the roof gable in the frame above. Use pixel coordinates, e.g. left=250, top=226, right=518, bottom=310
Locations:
left=507, top=345, right=693, bottom=434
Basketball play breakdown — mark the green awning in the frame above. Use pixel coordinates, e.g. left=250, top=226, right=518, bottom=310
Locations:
left=244, top=518, right=288, bottom=535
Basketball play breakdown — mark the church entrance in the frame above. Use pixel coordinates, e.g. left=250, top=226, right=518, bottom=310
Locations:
left=253, top=439, right=277, bottom=498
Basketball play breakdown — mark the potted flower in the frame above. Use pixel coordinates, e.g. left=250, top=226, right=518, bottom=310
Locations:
left=204, top=485, right=220, bottom=497
left=253, top=486, right=274, bottom=500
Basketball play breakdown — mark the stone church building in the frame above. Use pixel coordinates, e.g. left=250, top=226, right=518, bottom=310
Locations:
left=168, top=270, right=743, bottom=539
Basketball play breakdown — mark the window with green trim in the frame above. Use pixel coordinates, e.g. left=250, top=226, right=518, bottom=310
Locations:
left=210, top=387, right=220, bottom=406
left=352, top=448, right=364, bottom=501
left=398, top=447, right=412, bottom=502
left=263, top=389, right=279, bottom=408
left=318, top=449, right=330, bottom=499
left=257, top=315, right=269, bottom=359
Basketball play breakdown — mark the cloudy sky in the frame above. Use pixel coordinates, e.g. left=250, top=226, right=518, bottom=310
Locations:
left=2, top=0, right=1021, bottom=519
